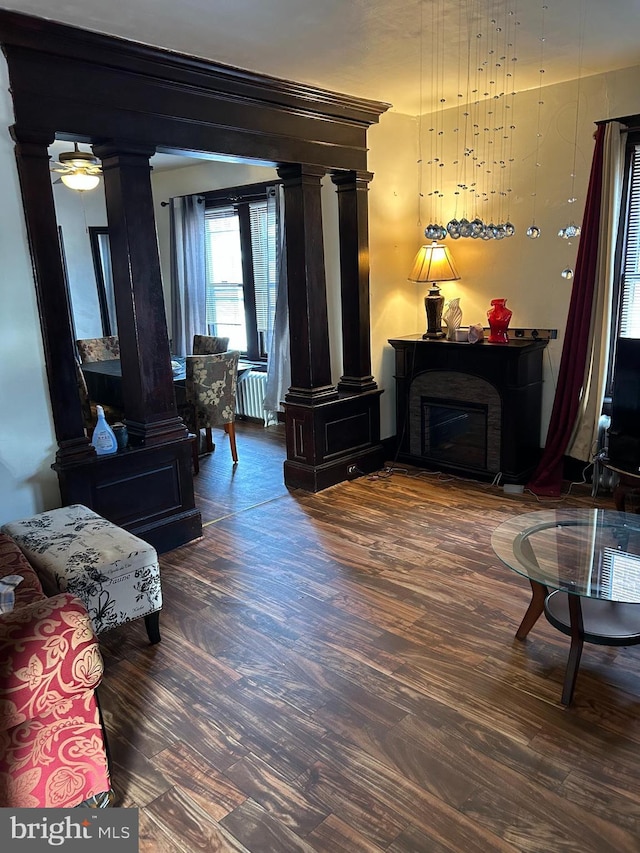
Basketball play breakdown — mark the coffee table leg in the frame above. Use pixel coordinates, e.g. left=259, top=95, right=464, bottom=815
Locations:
left=516, top=579, right=549, bottom=640
left=561, top=594, right=584, bottom=706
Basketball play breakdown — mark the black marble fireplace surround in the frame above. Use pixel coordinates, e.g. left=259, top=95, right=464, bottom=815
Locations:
left=389, top=336, right=548, bottom=483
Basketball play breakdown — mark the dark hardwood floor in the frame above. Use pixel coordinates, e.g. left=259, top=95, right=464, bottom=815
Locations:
left=97, top=422, right=640, bottom=852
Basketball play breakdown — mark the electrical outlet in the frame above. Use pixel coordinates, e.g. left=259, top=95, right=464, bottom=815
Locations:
left=504, top=328, right=558, bottom=341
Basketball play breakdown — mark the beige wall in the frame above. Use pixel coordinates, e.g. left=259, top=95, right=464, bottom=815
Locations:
left=1, top=55, right=640, bottom=522
left=368, top=111, right=420, bottom=439
left=369, top=65, right=640, bottom=442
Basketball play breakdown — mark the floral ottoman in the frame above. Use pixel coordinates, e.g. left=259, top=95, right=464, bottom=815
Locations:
left=2, top=504, right=162, bottom=644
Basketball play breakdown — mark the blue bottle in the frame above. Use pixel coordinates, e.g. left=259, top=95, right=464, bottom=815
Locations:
left=92, top=405, right=118, bottom=455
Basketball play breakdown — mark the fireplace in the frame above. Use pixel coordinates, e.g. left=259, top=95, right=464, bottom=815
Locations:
left=390, top=336, right=547, bottom=482
left=410, top=369, right=501, bottom=473
left=422, top=399, right=487, bottom=469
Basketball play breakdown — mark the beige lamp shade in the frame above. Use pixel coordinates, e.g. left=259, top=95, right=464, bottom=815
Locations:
left=408, top=242, right=460, bottom=285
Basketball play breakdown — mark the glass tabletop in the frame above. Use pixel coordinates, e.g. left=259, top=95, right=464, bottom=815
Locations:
left=491, top=508, right=640, bottom=603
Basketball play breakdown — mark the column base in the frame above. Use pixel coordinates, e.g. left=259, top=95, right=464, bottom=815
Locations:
left=283, top=389, right=383, bottom=492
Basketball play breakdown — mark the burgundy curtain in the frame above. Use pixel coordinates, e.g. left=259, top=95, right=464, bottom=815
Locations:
left=527, top=124, right=606, bottom=496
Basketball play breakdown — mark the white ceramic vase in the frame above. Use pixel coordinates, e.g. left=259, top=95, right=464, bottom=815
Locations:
left=443, top=297, right=463, bottom=341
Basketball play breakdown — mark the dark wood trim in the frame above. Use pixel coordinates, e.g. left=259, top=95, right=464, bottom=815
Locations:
left=236, top=202, right=260, bottom=360
left=0, top=13, right=388, bottom=172
left=389, top=336, right=548, bottom=484
left=0, top=9, right=388, bottom=514
left=0, top=11, right=389, bottom=125
left=12, top=129, right=94, bottom=464
left=88, top=226, right=113, bottom=337
left=284, top=390, right=384, bottom=492
left=278, top=163, right=336, bottom=405
left=57, top=225, right=78, bottom=348
left=202, top=180, right=281, bottom=207
left=93, top=142, right=187, bottom=447
left=332, top=170, right=377, bottom=393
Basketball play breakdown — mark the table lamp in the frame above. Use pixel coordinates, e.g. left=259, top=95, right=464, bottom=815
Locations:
left=408, top=242, right=460, bottom=338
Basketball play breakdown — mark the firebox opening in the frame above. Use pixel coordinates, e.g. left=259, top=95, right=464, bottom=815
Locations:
left=422, top=397, right=488, bottom=470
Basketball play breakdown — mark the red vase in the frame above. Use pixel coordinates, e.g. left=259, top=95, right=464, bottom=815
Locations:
left=487, top=298, right=512, bottom=344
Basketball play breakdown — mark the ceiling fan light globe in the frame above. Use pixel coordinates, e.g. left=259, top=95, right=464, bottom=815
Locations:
left=61, top=171, right=100, bottom=191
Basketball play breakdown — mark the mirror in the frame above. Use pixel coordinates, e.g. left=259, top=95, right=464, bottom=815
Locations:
left=88, top=227, right=116, bottom=336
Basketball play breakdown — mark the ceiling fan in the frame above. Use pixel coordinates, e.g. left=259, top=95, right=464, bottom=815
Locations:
left=50, top=143, right=102, bottom=191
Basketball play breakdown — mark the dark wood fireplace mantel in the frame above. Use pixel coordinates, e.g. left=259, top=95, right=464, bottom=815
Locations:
left=389, top=335, right=548, bottom=483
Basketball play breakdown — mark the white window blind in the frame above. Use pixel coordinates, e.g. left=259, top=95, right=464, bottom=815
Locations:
left=620, top=145, right=640, bottom=338
left=249, top=199, right=277, bottom=354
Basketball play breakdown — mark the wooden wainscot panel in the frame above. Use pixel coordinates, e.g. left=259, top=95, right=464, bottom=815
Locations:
left=284, top=390, right=384, bottom=492
left=324, top=411, right=372, bottom=458
left=288, top=414, right=309, bottom=462
left=54, top=439, right=201, bottom=553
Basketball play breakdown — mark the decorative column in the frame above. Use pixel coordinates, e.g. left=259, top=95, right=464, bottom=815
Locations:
left=92, top=143, right=187, bottom=446
left=277, top=163, right=383, bottom=491
left=36, top=140, right=200, bottom=551
left=277, top=164, right=336, bottom=403
left=11, top=128, right=94, bottom=464
left=331, top=170, right=377, bottom=393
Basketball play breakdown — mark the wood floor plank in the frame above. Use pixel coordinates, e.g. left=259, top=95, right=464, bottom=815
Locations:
left=144, top=786, right=253, bottom=852
left=220, top=799, right=318, bottom=852
left=304, top=813, right=387, bottom=852
left=387, top=818, right=520, bottom=853
left=139, top=809, right=193, bottom=853
left=223, top=752, right=329, bottom=836
left=153, top=741, right=248, bottom=822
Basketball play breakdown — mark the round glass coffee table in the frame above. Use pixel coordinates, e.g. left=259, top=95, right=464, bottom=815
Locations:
left=491, top=508, right=640, bottom=705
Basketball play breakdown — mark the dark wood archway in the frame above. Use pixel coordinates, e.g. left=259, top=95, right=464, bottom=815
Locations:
left=0, top=10, right=389, bottom=551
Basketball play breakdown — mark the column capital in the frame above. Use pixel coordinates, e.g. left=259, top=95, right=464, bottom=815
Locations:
left=92, top=142, right=156, bottom=169
left=10, top=126, right=55, bottom=148
left=330, top=169, right=374, bottom=189
left=277, top=163, right=326, bottom=184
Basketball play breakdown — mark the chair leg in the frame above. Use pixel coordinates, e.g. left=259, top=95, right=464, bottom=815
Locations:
left=144, top=611, right=161, bottom=645
left=225, top=422, right=238, bottom=463
left=205, top=426, right=214, bottom=454
left=189, top=433, right=199, bottom=475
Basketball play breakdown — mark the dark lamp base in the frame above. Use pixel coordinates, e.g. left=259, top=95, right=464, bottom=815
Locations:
left=422, top=330, right=445, bottom=339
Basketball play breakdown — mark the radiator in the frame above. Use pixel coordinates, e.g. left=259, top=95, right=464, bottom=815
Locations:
left=237, top=370, right=268, bottom=422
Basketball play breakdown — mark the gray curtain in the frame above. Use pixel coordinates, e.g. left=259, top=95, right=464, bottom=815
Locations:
left=169, top=195, right=206, bottom=357
left=264, top=185, right=290, bottom=425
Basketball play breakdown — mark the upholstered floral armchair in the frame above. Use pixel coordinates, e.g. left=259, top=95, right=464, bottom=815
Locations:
left=192, top=334, right=229, bottom=355
left=76, top=335, right=120, bottom=363
left=183, top=350, right=239, bottom=461
left=74, top=357, right=124, bottom=434
left=0, top=534, right=111, bottom=808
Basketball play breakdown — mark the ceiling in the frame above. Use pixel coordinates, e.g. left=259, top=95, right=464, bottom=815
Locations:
left=1, top=0, right=639, bottom=117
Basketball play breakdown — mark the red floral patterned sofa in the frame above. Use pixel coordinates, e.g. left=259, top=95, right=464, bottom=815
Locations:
left=0, top=533, right=111, bottom=808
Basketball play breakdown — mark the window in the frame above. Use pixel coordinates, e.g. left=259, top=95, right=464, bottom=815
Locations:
left=618, top=143, right=640, bottom=339
left=204, top=183, right=278, bottom=360
left=607, top=128, right=640, bottom=399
